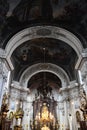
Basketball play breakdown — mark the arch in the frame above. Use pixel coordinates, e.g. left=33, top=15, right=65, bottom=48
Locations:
left=19, top=63, right=70, bottom=88
left=5, top=26, right=83, bottom=70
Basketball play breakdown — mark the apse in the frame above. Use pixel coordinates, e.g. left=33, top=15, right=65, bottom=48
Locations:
left=26, top=72, right=61, bottom=130
left=28, top=72, right=61, bottom=92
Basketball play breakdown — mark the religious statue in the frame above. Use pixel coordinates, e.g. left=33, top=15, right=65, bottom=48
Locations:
left=1, top=93, right=9, bottom=118
left=76, top=111, right=81, bottom=123
left=79, top=89, right=87, bottom=120
left=37, top=80, right=52, bottom=98
left=15, top=106, right=24, bottom=119
left=0, top=93, right=10, bottom=130
left=9, top=111, right=14, bottom=120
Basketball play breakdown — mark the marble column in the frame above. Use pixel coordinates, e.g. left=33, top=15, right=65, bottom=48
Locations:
left=64, top=100, right=69, bottom=130
left=68, top=101, right=73, bottom=130
left=70, top=100, right=77, bottom=130
left=0, top=75, right=4, bottom=110
left=0, top=59, right=8, bottom=109
left=7, top=71, right=11, bottom=92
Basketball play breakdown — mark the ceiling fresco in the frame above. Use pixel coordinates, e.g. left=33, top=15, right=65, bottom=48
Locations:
left=11, top=38, right=77, bottom=81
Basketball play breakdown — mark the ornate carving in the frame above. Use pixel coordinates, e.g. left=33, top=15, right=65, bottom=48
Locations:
left=37, top=29, right=51, bottom=36
left=39, top=64, right=49, bottom=69
left=76, top=111, right=81, bottom=122
left=1, top=93, right=9, bottom=114
left=79, top=89, right=87, bottom=121
left=37, top=80, right=52, bottom=97
left=31, top=96, right=58, bottom=130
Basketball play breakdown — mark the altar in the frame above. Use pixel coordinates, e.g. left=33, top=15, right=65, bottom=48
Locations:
left=30, top=96, right=59, bottom=130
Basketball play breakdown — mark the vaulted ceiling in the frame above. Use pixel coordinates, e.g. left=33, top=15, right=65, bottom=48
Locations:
left=28, top=72, right=62, bottom=91
left=0, top=0, right=87, bottom=89
left=11, top=38, right=77, bottom=81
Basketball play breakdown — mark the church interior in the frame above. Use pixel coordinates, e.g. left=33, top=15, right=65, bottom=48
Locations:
left=0, top=0, right=87, bottom=130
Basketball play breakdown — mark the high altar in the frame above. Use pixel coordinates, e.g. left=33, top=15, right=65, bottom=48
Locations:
left=30, top=96, right=59, bottom=130
left=28, top=72, right=60, bottom=130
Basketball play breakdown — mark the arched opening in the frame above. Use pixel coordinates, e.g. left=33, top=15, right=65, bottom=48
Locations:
left=5, top=26, right=82, bottom=70
left=11, top=37, right=77, bottom=82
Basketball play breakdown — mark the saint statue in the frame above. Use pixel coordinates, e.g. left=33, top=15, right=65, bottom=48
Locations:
left=80, top=89, right=87, bottom=120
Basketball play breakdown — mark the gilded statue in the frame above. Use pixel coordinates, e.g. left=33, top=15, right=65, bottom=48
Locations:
left=2, top=93, right=8, bottom=104
left=1, top=93, right=9, bottom=114
left=15, top=107, right=24, bottom=119
left=9, top=111, right=14, bottom=120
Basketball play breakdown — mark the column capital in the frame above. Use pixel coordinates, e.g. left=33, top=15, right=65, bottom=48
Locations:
left=75, top=49, right=87, bottom=70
